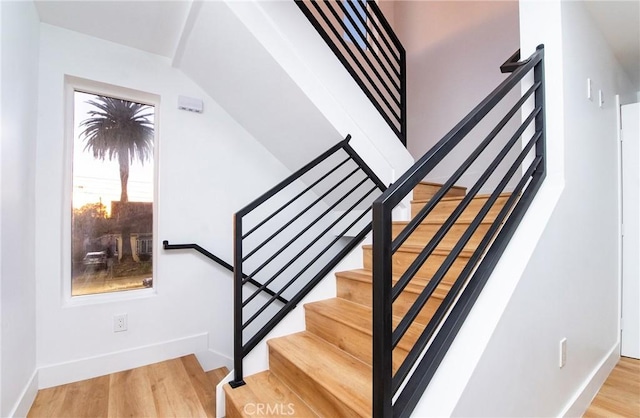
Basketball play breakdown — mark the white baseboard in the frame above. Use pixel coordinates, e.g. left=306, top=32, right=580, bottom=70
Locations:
left=38, top=333, right=208, bottom=389
left=195, top=348, right=233, bottom=372
left=560, top=342, right=620, bottom=417
left=8, top=369, right=38, bottom=418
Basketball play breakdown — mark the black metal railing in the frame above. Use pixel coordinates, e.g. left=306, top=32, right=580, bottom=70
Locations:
left=372, top=45, right=546, bottom=417
left=295, top=0, right=407, bottom=145
left=162, top=240, right=288, bottom=304
left=231, top=135, right=387, bottom=387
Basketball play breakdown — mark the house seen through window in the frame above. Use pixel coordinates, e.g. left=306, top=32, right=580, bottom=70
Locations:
left=71, top=91, right=155, bottom=296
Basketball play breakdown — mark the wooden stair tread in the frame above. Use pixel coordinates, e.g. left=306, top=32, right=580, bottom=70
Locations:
left=392, top=219, right=495, bottom=226
left=335, top=269, right=451, bottom=299
left=223, top=371, right=318, bottom=417
left=413, top=182, right=467, bottom=201
left=362, top=243, right=474, bottom=258
left=410, top=192, right=511, bottom=205
left=268, top=331, right=371, bottom=417
left=417, top=181, right=467, bottom=192
left=305, top=297, right=425, bottom=352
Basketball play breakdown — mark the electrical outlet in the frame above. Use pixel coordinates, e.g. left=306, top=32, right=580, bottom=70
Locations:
left=559, top=338, right=567, bottom=368
left=114, top=314, right=128, bottom=332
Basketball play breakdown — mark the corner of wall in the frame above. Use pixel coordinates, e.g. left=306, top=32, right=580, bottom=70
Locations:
left=38, top=333, right=208, bottom=389
left=7, top=371, right=38, bottom=418
left=559, top=344, right=619, bottom=417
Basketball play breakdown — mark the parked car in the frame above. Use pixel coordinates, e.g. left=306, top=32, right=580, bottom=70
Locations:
left=83, top=251, right=107, bottom=270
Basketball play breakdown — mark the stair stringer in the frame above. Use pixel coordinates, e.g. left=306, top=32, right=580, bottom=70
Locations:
left=225, top=0, right=414, bottom=191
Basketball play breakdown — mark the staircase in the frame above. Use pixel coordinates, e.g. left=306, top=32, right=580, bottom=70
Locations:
left=224, top=182, right=509, bottom=416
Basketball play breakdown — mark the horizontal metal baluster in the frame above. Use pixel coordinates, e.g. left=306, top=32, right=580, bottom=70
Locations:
left=242, top=156, right=351, bottom=239
left=242, top=174, right=370, bottom=308
left=243, top=165, right=361, bottom=272
left=392, top=135, right=542, bottom=392
left=242, top=183, right=380, bottom=329
left=392, top=82, right=540, bottom=253
left=336, top=0, right=400, bottom=92
left=247, top=186, right=380, bottom=317
left=366, top=0, right=404, bottom=60
left=391, top=123, right=540, bottom=348
left=243, top=206, right=377, bottom=357
left=391, top=104, right=541, bottom=300
left=322, top=1, right=402, bottom=111
left=352, top=1, right=401, bottom=78
left=393, top=153, right=542, bottom=393
left=242, top=160, right=354, bottom=260
left=237, top=137, right=349, bottom=218
left=374, top=51, right=543, bottom=211
left=308, top=1, right=401, bottom=123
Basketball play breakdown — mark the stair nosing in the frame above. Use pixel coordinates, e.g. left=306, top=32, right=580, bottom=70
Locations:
left=362, top=243, right=474, bottom=257
left=410, top=192, right=511, bottom=204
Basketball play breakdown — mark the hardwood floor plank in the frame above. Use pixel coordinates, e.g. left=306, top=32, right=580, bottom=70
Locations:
left=28, top=356, right=232, bottom=418
left=28, top=375, right=110, bottom=418
left=584, top=357, right=640, bottom=418
left=181, top=355, right=216, bottom=418
left=108, top=367, right=157, bottom=418
left=61, top=376, right=110, bottom=418
left=146, top=358, right=208, bottom=417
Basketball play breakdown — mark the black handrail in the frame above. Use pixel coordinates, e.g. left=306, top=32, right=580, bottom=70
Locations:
left=162, top=240, right=288, bottom=304
left=372, top=45, right=546, bottom=417
left=295, top=0, right=407, bottom=146
left=230, top=134, right=386, bottom=387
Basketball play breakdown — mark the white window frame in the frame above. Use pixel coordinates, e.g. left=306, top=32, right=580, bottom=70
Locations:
left=62, top=75, right=160, bottom=306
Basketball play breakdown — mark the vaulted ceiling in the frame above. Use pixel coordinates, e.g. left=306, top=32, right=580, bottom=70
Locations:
left=34, top=0, right=192, bottom=60
left=34, top=1, right=640, bottom=89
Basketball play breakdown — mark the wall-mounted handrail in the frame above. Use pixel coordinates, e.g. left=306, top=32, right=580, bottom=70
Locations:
left=162, top=240, right=288, bottom=304
left=372, top=45, right=546, bottom=417
left=230, top=134, right=386, bottom=387
left=295, top=0, right=407, bottom=146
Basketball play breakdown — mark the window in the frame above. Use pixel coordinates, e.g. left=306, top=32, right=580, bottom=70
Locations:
left=71, top=90, right=155, bottom=296
left=343, top=0, right=368, bottom=49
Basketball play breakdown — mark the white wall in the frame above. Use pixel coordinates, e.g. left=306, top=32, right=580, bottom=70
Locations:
left=394, top=1, right=522, bottom=193
left=34, top=23, right=297, bottom=388
left=394, top=1, right=520, bottom=152
left=449, top=1, right=635, bottom=416
left=0, top=1, right=40, bottom=415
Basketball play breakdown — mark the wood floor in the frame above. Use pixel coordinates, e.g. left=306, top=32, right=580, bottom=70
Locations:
left=584, top=356, right=640, bottom=417
left=27, top=355, right=229, bottom=418
left=26, top=354, right=638, bottom=417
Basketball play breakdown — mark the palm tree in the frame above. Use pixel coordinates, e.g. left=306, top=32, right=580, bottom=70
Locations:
left=80, top=96, right=154, bottom=262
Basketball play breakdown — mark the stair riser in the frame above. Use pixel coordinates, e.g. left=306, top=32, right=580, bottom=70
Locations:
left=363, top=248, right=470, bottom=283
left=336, top=276, right=445, bottom=325
left=269, top=346, right=365, bottom=417
left=413, top=183, right=466, bottom=201
left=305, top=309, right=411, bottom=372
left=391, top=222, right=490, bottom=249
left=224, top=399, right=243, bottom=418
left=411, top=195, right=509, bottom=222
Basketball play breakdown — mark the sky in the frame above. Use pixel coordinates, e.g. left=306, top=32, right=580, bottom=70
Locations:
left=72, top=91, right=154, bottom=216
